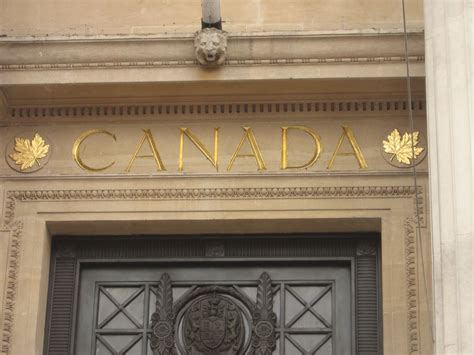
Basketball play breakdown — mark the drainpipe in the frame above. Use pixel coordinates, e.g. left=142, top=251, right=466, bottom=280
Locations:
left=201, top=0, right=222, bottom=30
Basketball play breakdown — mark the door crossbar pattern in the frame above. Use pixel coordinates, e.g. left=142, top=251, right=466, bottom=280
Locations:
left=92, top=280, right=334, bottom=354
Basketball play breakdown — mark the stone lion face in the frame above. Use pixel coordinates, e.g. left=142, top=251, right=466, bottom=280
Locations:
left=194, top=28, right=227, bottom=66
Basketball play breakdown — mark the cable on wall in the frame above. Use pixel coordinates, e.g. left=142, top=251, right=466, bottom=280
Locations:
left=401, top=0, right=435, bottom=345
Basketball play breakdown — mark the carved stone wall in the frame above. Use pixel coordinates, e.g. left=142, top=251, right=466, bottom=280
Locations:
left=0, top=175, right=431, bottom=354
left=0, top=0, right=424, bottom=37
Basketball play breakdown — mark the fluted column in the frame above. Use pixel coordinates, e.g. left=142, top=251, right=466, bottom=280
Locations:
left=424, top=0, right=473, bottom=354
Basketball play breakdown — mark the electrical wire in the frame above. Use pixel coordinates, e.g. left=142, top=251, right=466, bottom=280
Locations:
left=401, top=0, right=435, bottom=345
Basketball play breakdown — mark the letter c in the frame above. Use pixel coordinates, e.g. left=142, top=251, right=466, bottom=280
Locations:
left=72, top=129, right=116, bottom=172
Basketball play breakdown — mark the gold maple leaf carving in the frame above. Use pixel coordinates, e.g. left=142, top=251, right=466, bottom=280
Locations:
left=383, top=129, right=424, bottom=165
left=9, top=134, right=50, bottom=170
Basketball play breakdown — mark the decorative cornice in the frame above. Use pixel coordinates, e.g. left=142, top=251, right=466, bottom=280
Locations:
left=0, top=56, right=424, bottom=72
left=6, top=98, right=426, bottom=121
left=405, top=218, right=419, bottom=354
left=0, top=32, right=424, bottom=71
left=1, top=221, right=23, bottom=355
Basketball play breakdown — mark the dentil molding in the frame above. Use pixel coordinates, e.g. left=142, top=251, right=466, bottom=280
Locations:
left=3, top=98, right=426, bottom=122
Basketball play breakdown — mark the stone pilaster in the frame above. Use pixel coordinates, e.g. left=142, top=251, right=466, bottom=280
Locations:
left=424, top=0, right=473, bottom=353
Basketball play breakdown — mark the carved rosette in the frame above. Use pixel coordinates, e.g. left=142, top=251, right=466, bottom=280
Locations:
left=150, top=273, right=177, bottom=355
left=251, top=272, right=278, bottom=355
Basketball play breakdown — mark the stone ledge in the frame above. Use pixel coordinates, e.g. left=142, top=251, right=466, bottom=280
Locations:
left=0, top=32, right=425, bottom=116
left=0, top=32, right=424, bottom=67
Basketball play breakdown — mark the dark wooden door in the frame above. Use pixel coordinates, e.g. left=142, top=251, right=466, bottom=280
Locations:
left=44, top=236, right=381, bottom=355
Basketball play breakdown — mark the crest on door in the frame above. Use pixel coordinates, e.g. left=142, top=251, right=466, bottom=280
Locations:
left=150, top=273, right=277, bottom=355
left=183, top=294, right=244, bottom=353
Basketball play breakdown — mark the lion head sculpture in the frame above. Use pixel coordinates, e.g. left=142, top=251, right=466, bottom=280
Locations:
left=194, top=28, right=228, bottom=66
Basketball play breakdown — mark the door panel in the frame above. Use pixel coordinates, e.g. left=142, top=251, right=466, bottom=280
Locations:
left=76, top=263, right=352, bottom=355
left=44, top=236, right=381, bottom=354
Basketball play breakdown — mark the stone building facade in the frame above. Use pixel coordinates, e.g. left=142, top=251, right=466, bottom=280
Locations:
left=0, top=1, right=472, bottom=354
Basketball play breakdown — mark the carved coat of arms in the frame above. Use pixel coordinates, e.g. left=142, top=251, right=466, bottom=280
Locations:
left=183, top=295, right=244, bottom=354
left=151, top=273, right=277, bottom=355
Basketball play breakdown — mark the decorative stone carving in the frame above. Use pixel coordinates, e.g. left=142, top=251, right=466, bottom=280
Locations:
left=2, top=185, right=425, bottom=226
left=405, top=218, right=419, bottom=354
left=1, top=221, right=23, bottom=355
left=194, top=28, right=227, bottom=66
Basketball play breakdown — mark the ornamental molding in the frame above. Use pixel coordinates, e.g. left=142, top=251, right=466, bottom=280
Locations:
left=5, top=98, right=426, bottom=121
left=0, top=221, right=23, bottom=355
left=3, top=185, right=425, bottom=226
left=0, top=186, right=425, bottom=354
left=405, top=218, right=419, bottom=354
left=0, top=32, right=424, bottom=71
left=0, top=56, right=424, bottom=72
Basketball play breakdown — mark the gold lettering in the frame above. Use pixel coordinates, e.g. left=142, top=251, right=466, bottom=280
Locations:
left=281, top=126, right=322, bottom=169
left=72, top=129, right=116, bottom=172
left=179, top=128, right=219, bottom=171
left=126, top=129, right=166, bottom=172
left=227, top=127, right=267, bottom=171
left=327, top=125, right=368, bottom=169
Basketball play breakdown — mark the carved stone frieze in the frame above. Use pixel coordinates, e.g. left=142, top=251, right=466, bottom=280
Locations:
left=1, top=221, right=23, bottom=355
left=414, top=187, right=427, bottom=228
left=3, top=185, right=422, bottom=226
left=3, top=193, right=15, bottom=227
